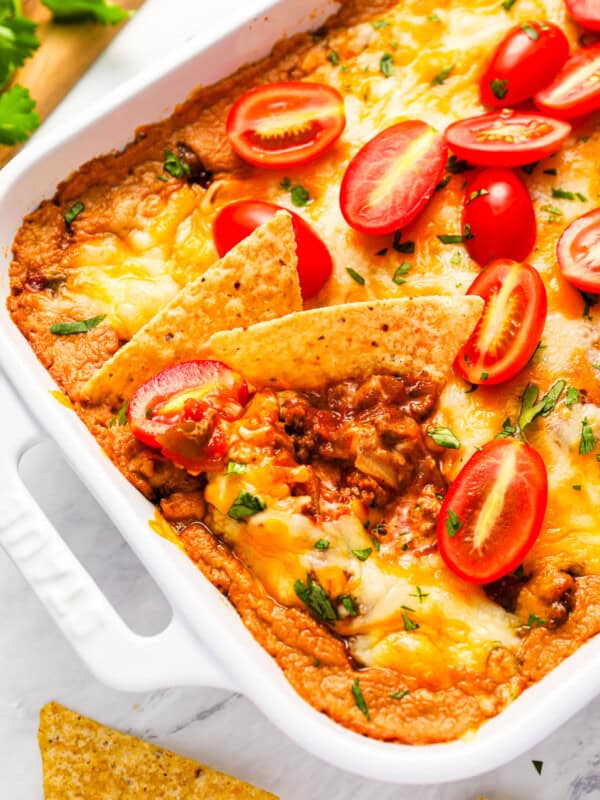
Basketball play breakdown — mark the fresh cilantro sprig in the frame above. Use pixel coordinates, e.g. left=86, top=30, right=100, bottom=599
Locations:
left=0, top=84, right=38, bottom=143
left=41, top=0, right=130, bottom=25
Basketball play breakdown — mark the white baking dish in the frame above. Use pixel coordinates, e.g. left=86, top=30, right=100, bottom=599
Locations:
left=1, top=0, right=599, bottom=784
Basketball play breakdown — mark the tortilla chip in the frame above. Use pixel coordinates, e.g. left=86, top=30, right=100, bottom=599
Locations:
left=205, top=296, right=483, bottom=390
left=39, top=702, right=278, bottom=799
left=82, top=211, right=302, bottom=405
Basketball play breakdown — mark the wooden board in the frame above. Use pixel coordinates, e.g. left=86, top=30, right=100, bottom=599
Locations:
left=0, top=0, right=144, bottom=167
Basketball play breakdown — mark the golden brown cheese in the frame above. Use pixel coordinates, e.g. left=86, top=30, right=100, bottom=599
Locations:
left=8, top=0, right=600, bottom=743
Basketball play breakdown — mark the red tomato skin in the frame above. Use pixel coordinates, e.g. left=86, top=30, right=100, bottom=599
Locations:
left=557, top=208, right=600, bottom=293
left=444, top=111, right=571, bottom=167
left=481, top=21, right=569, bottom=108
left=454, top=259, right=548, bottom=385
left=339, top=120, right=448, bottom=235
left=226, top=81, right=345, bottom=168
left=566, top=0, right=600, bottom=31
left=463, top=168, right=536, bottom=266
left=213, top=201, right=333, bottom=300
left=534, top=45, right=600, bottom=118
left=129, top=360, right=249, bottom=454
left=437, top=439, right=548, bottom=585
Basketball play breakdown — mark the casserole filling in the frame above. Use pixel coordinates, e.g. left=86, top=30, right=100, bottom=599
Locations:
left=7, top=0, right=600, bottom=743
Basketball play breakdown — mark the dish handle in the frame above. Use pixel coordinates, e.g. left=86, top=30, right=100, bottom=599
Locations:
left=0, top=372, right=236, bottom=693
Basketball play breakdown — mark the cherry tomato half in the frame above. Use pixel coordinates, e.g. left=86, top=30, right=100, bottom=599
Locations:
left=339, top=120, right=447, bottom=235
left=535, top=44, right=600, bottom=118
left=437, top=438, right=548, bottom=585
left=129, top=360, right=250, bottom=473
left=462, top=168, right=536, bottom=266
left=226, top=81, right=345, bottom=168
left=481, top=21, right=569, bottom=109
left=454, top=259, right=547, bottom=386
left=444, top=110, right=571, bottom=167
left=213, top=200, right=333, bottom=300
left=566, top=0, right=600, bottom=32
left=557, top=208, right=600, bottom=293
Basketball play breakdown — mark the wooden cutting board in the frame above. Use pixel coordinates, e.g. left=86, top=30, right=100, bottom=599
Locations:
left=0, top=0, right=144, bottom=167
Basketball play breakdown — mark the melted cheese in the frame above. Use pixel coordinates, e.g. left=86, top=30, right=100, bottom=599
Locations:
left=60, top=0, right=600, bottom=674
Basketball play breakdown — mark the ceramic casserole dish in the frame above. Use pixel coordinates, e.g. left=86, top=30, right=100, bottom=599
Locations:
left=1, top=0, right=600, bottom=784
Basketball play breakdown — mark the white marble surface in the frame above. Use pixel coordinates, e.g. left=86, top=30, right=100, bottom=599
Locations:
left=1, top=1, right=599, bottom=797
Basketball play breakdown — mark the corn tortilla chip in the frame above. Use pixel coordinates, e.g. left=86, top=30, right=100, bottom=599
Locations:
left=82, top=212, right=302, bottom=405
left=205, top=296, right=483, bottom=390
left=39, top=702, right=278, bottom=799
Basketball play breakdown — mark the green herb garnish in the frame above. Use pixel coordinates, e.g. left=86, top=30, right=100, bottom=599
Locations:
left=393, top=262, right=412, bottom=285
left=521, top=22, right=539, bottom=40
left=518, top=380, right=565, bottom=439
left=445, top=509, right=463, bottom=538
left=532, top=760, right=543, bottom=776
left=0, top=84, right=39, bottom=144
left=565, top=387, right=580, bottom=408
left=163, top=149, right=190, bottom=179
left=467, top=188, right=490, bottom=204
left=379, top=52, right=394, bottom=77
left=290, top=184, right=310, bottom=207
left=352, top=678, right=370, bottom=719
left=227, top=490, right=265, bottom=520
left=351, top=547, right=372, bottom=561
left=527, top=613, right=546, bottom=628
left=64, top=200, right=84, bottom=228
left=108, top=401, right=129, bottom=428
left=579, top=417, right=596, bottom=455
left=427, top=426, right=460, bottom=449
left=50, top=314, right=106, bottom=335
left=225, top=461, right=247, bottom=475
left=401, top=611, right=419, bottom=631
left=490, top=78, right=509, bottom=99
left=347, top=267, right=365, bottom=286
left=495, top=417, right=517, bottom=439
left=327, top=50, right=340, bottom=65
left=432, top=64, right=454, bottom=85
left=314, top=538, right=330, bottom=550
left=371, top=19, right=389, bottom=29
left=42, top=0, right=130, bottom=24
left=338, top=594, right=358, bottom=616
left=390, top=689, right=410, bottom=700
left=294, top=574, right=338, bottom=623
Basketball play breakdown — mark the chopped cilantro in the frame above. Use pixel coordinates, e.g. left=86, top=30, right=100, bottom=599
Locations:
left=429, top=12, right=441, bottom=21
left=227, top=490, right=265, bottom=520
left=42, top=0, right=130, bottom=24
left=108, top=401, right=129, bottom=428
left=572, top=484, right=582, bottom=491
left=393, top=262, right=412, bottom=285
left=371, top=19, right=389, bottom=29
left=327, top=50, right=340, bottom=66
left=390, top=689, right=410, bottom=700
left=352, top=678, right=370, bottom=719
left=432, top=64, right=454, bottom=85
left=0, top=11, right=39, bottom=88
left=565, top=387, right=580, bottom=408
left=438, top=225, right=473, bottom=244
left=490, top=78, right=509, bottom=99
left=410, top=586, right=429, bottom=603
left=527, top=613, right=546, bottom=628
left=351, top=547, right=372, bottom=561
left=0, top=84, right=39, bottom=145
left=552, top=187, right=576, bottom=200
left=579, top=417, right=596, bottom=455
left=532, top=760, right=544, bottom=776
left=50, top=315, right=106, bottom=335
left=379, top=51, right=394, bottom=77
left=576, top=192, right=587, bottom=202
left=521, top=22, right=539, bottom=39
left=495, top=417, right=517, bottom=439
left=480, top=371, right=489, bottom=381
left=426, top=426, right=460, bottom=449
left=502, top=0, right=517, bottom=9
left=347, top=267, right=365, bottom=286
left=435, top=174, right=451, bottom=191
left=290, top=184, right=310, bottom=207
left=163, top=149, right=190, bottom=179
left=314, top=538, right=330, bottom=550
left=467, top=188, right=489, bottom=204
left=518, top=380, right=565, bottom=439
left=393, top=234, right=415, bottom=254
left=338, top=594, right=358, bottom=616
left=64, top=201, right=84, bottom=228
left=225, top=460, right=247, bottom=474
left=401, top=611, right=420, bottom=631
left=280, top=176, right=291, bottom=190
left=445, top=509, right=463, bottom=538
left=294, top=574, right=338, bottom=623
